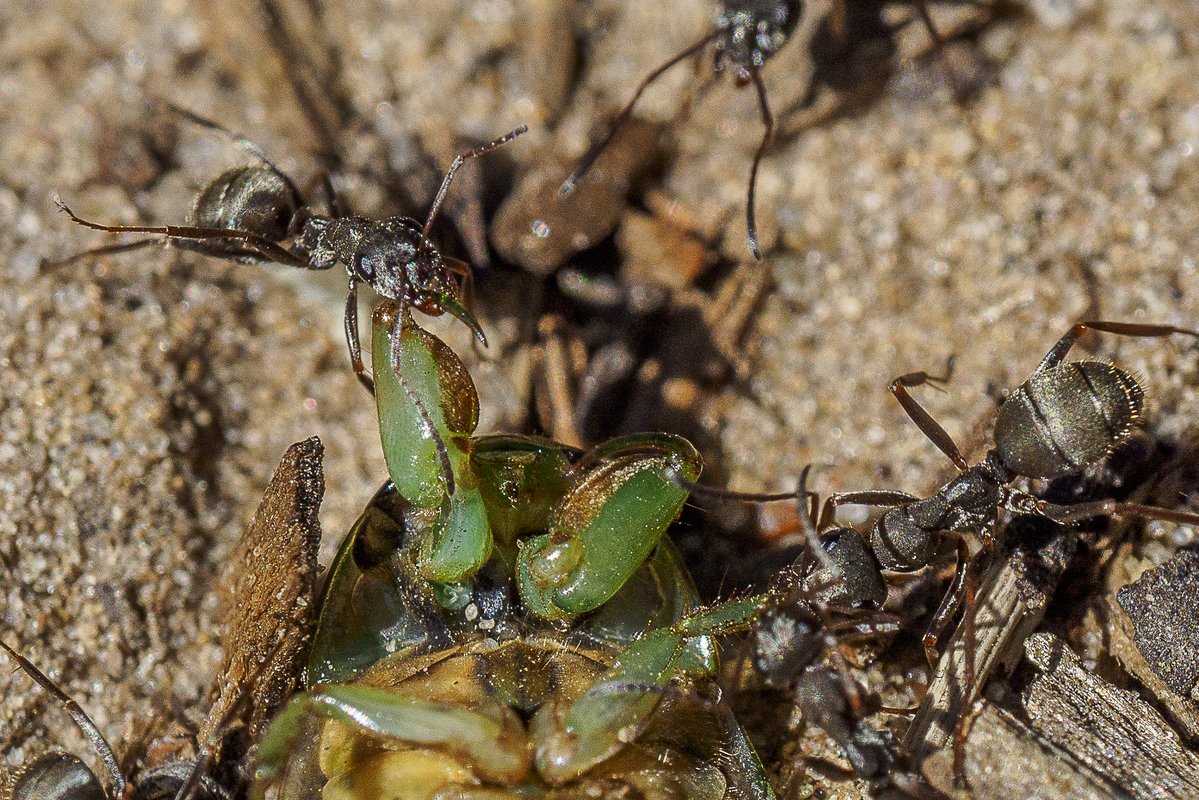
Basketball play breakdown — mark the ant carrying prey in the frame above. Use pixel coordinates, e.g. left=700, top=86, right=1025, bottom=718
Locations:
left=56, top=107, right=526, bottom=394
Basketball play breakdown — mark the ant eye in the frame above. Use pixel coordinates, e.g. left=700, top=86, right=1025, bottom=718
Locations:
left=355, top=253, right=377, bottom=282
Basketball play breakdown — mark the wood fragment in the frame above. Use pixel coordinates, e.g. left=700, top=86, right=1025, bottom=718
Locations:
left=1116, top=549, right=1199, bottom=699
left=904, top=517, right=1075, bottom=767
left=199, top=437, right=325, bottom=748
left=923, top=701, right=1127, bottom=800
left=1019, top=633, right=1199, bottom=800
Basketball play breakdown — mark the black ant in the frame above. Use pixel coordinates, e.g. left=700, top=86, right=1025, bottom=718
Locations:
left=679, top=467, right=933, bottom=795
left=681, top=320, right=1199, bottom=787
left=561, top=1, right=801, bottom=261
left=55, top=107, right=526, bottom=394
left=561, top=1, right=982, bottom=261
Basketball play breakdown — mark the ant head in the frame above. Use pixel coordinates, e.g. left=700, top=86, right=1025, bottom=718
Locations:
left=806, top=528, right=887, bottom=611
left=714, top=0, right=801, bottom=72
left=354, top=219, right=485, bottom=346
left=752, top=597, right=822, bottom=687
left=192, top=165, right=303, bottom=243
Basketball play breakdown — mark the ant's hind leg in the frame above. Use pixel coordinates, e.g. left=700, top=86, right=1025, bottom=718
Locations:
left=57, top=199, right=313, bottom=268
left=889, top=357, right=968, bottom=471
left=1036, top=320, right=1199, bottom=374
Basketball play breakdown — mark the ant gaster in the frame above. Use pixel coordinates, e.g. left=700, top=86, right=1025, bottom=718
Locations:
left=56, top=108, right=526, bottom=394
left=1, top=640, right=231, bottom=800
left=561, top=1, right=801, bottom=260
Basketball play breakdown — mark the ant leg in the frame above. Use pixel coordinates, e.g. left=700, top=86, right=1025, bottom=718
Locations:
left=745, top=65, right=775, bottom=261
left=57, top=200, right=315, bottom=269
left=890, top=356, right=969, bottom=471
left=423, top=126, right=529, bottom=236
left=921, top=536, right=974, bottom=669
left=952, top=561, right=981, bottom=789
left=46, top=236, right=164, bottom=267
left=312, top=169, right=342, bottom=218
left=344, top=278, right=374, bottom=395
left=560, top=31, right=716, bottom=196
left=1036, top=320, right=1199, bottom=373
left=818, top=490, right=919, bottom=529
left=1033, top=497, right=1199, bottom=527
left=0, top=640, right=126, bottom=800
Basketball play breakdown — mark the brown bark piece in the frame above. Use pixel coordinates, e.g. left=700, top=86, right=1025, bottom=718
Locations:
left=199, top=437, right=325, bottom=747
left=1019, top=633, right=1199, bottom=800
left=1116, top=549, right=1199, bottom=700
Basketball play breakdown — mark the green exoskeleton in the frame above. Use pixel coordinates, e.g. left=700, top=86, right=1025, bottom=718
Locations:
left=253, top=302, right=778, bottom=799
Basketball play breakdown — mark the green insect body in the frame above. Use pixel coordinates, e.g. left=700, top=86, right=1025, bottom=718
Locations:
left=254, top=303, right=777, bottom=799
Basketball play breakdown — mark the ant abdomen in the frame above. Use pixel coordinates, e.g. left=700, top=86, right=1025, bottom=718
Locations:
left=995, top=361, right=1145, bottom=479
left=12, top=753, right=105, bottom=800
left=192, top=165, right=302, bottom=243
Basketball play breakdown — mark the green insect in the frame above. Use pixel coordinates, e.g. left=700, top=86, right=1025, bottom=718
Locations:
left=252, top=302, right=778, bottom=800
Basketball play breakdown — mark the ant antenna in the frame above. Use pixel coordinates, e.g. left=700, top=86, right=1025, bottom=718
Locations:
left=0, top=639, right=126, bottom=800
left=560, top=32, right=716, bottom=196
left=423, top=126, right=528, bottom=236
left=665, top=465, right=845, bottom=578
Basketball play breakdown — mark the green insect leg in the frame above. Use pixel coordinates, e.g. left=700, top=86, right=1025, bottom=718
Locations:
left=531, top=592, right=776, bottom=794
left=373, top=304, right=491, bottom=583
left=516, top=433, right=701, bottom=618
left=254, top=684, right=531, bottom=799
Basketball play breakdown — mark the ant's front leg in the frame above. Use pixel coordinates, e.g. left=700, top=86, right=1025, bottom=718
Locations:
left=343, top=278, right=374, bottom=395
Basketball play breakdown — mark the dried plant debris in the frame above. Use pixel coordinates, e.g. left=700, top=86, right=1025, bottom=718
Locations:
left=924, top=702, right=1130, bottom=800
left=491, top=119, right=661, bottom=275
left=203, top=437, right=324, bottom=748
left=1116, top=549, right=1199, bottom=701
left=906, top=516, right=1077, bottom=768
left=925, top=633, right=1199, bottom=798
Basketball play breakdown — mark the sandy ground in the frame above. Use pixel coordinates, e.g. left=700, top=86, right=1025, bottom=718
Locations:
left=2, top=0, right=1198, bottom=797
